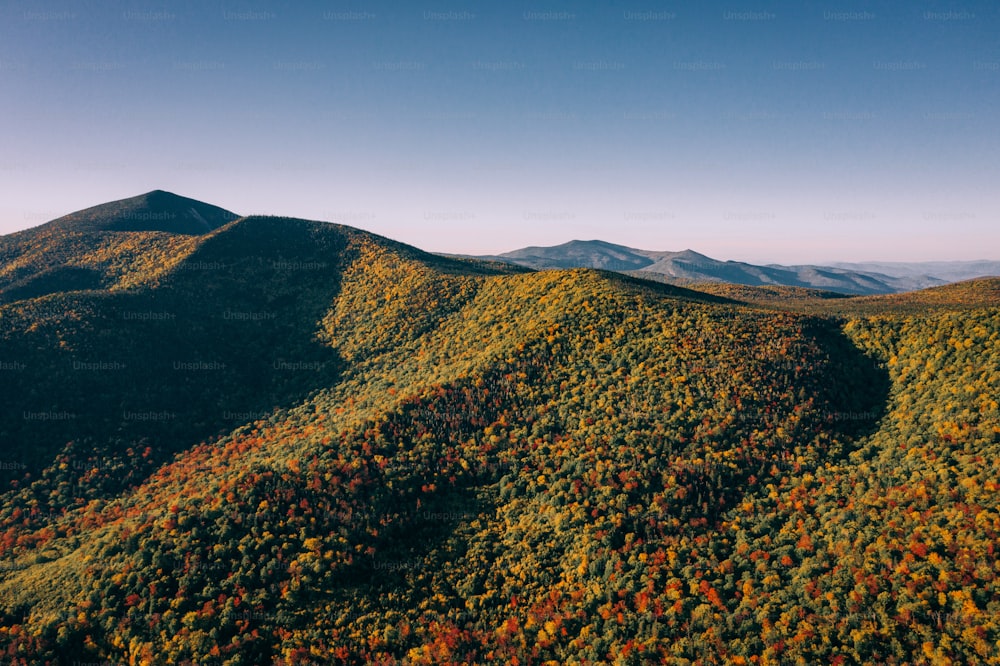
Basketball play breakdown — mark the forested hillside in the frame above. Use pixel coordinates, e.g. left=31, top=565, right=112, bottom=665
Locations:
left=0, top=212, right=997, bottom=664
left=0, top=190, right=238, bottom=304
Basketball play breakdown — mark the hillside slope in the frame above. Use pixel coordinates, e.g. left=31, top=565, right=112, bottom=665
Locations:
left=0, top=191, right=240, bottom=304
left=0, top=203, right=998, bottom=665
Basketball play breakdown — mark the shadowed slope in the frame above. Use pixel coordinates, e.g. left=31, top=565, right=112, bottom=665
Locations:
left=33, top=190, right=239, bottom=236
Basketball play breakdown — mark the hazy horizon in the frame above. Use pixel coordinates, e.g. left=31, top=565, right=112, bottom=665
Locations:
left=5, top=188, right=1000, bottom=267
left=1, top=0, right=997, bottom=264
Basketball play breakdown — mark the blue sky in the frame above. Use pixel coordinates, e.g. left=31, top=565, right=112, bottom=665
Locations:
left=1, top=1, right=997, bottom=263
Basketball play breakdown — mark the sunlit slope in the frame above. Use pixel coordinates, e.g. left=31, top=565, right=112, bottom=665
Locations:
left=0, top=216, right=997, bottom=664
left=0, top=229, right=202, bottom=301
left=0, top=216, right=521, bottom=493
left=833, top=277, right=1000, bottom=313
left=684, top=277, right=1000, bottom=316
left=0, top=191, right=242, bottom=303
left=0, top=237, right=908, bottom=664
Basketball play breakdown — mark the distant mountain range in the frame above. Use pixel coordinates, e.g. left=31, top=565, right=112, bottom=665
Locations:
left=461, top=240, right=1000, bottom=295
left=828, top=260, right=1000, bottom=284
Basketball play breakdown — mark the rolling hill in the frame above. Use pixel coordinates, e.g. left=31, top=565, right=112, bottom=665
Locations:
left=0, top=191, right=240, bottom=305
left=0, top=193, right=998, bottom=664
left=468, top=240, right=961, bottom=295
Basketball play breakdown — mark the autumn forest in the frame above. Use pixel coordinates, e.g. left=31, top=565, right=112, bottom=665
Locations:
left=0, top=193, right=998, bottom=665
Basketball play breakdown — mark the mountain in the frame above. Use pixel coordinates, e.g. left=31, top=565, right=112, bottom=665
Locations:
left=0, top=191, right=240, bottom=304
left=0, top=193, right=998, bottom=664
left=33, top=189, right=240, bottom=235
left=488, top=239, right=657, bottom=271
left=469, top=239, right=951, bottom=295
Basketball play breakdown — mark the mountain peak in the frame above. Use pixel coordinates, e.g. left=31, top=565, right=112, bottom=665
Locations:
left=672, top=249, right=711, bottom=261
left=37, top=190, right=240, bottom=235
left=499, top=239, right=652, bottom=271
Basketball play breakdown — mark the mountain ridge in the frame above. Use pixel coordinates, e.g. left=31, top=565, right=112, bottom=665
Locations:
left=461, top=239, right=968, bottom=295
left=829, top=259, right=1000, bottom=282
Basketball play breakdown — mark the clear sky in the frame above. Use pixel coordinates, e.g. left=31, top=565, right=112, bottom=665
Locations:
left=1, top=1, right=997, bottom=263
